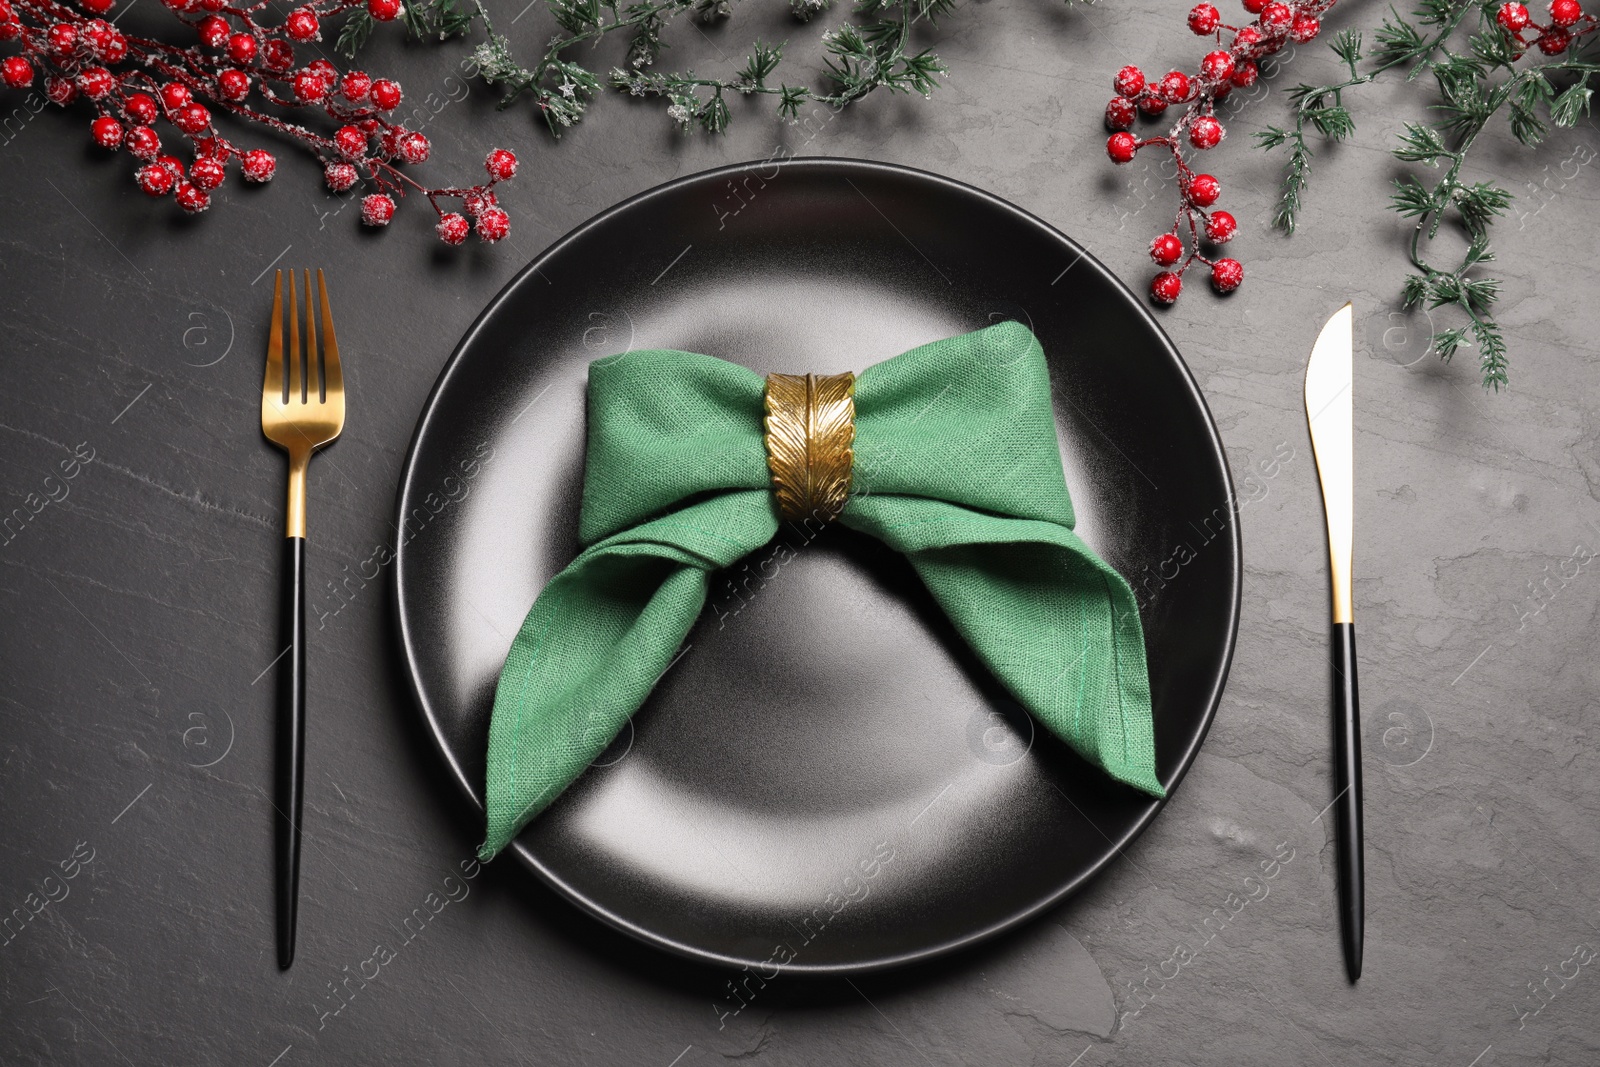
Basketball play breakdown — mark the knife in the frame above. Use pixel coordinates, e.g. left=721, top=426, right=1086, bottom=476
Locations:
left=1304, top=301, right=1362, bottom=982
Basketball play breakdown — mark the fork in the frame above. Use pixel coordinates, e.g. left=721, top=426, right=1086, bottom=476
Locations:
left=261, top=269, right=345, bottom=970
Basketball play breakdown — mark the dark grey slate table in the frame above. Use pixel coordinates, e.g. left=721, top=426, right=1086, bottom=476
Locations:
left=3, top=0, right=1598, bottom=1063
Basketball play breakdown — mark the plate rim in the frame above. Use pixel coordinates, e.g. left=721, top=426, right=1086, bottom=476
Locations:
left=393, top=155, right=1243, bottom=975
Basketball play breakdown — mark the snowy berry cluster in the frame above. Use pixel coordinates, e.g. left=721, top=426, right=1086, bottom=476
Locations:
left=1104, top=0, right=1335, bottom=304
left=0, top=0, right=517, bottom=242
left=1494, top=0, right=1596, bottom=55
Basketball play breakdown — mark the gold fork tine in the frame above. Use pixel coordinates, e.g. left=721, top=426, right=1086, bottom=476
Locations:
left=287, top=269, right=301, bottom=404
left=264, top=270, right=284, bottom=404
left=317, top=269, right=343, bottom=407
left=302, top=269, right=320, bottom=403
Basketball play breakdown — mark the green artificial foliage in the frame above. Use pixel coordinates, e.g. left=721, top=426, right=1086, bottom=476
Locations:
left=334, top=0, right=1599, bottom=390
left=338, top=0, right=967, bottom=135
left=1259, top=0, right=1600, bottom=390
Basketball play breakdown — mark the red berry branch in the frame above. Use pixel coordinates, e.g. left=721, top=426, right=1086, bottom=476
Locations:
left=0, top=0, right=518, bottom=243
left=1104, top=0, right=1338, bottom=305
left=1494, top=0, right=1597, bottom=54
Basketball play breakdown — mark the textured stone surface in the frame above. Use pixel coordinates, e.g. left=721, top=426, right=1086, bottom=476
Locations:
left=2, top=0, right=1599, bottom=1064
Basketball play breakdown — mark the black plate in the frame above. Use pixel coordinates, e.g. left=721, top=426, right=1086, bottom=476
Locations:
left=394, top=158, right=1241, bottom=974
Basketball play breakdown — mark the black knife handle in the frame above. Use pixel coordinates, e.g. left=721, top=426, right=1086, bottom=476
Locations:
left=275, top=535, right=307, bottom=970
left=1331, top=621, right=1363, bottom=981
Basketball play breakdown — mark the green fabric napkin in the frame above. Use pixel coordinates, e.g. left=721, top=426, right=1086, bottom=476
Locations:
left=480, top=320, right=1163, bottom=860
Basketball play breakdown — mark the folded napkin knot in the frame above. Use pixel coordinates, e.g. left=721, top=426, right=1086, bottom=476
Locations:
left=478, top=321, right=1165, bottom=861
left=763, top=371, right=856, bottom=524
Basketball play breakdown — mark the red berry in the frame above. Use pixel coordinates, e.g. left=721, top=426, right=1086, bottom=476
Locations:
left=1106, top=132, right=1139, bottom=163
left=307, top=58, right=337, bottom=82
left=1189, top=115, right=1224, bottom=149
left=0, top=18, right=18, bottom=41
left=1138, top=95, right=1168, bottom=117
left=398, top=131, right=429, bottom=165
left=1150, top=233, right=1184, bottom=267
left=1235, top=27, right=1263, bottom=50
left=1204, top=210, right=1238, bottom=243
left=324, top=161, right=358, bottom=191
left=199, top=0, right=223, bottom=9
left=1537, top=27, right=1572, bottom=51
left=1151, top=271, right=1183, bottom=305
left=1550, top=0, right=1582, bottom=26
left=263, top=39, right=294, bottom=72
left=1188, top=2, right=1221, bottom=33
left=175, top=181, right=210, bottom=213
left=1188, top=173, right=1221, bottom=206
left=1113, top=65, right=1146, bottom=98
left=77, top=68, right=111, bottom=101
left=370, top=79, right=401, bottom=110
left=1259, top=1, right=1291, bottom=28
left=218, top=69, right=250, bottom=101
left=188, top=155, right=225, bottom=190
left=198, top=15, right=228, bottom=47
left=1242, top=0, right=1265, bottom=12
left=226, top=32, right=257, bottom=64
left=464, top=190, right=495, bottom=217
left=436, top=212, right=469, bottom=245
left=1230, top=59, right=1259, bottom=87
left=156, top=154, right=186, bottom=178
left=286, top=6, right=320, bottom=40
left=240, top=148, right=275, bottom=182
left=361, top=193, right=396, bottom=226
left=1159, top=70, right=1192, bottom=103
left=88, top=21, right=126, bottom=61
left=126, top=124, right=159, bottom=160
left=46, top=77, right=77, bottom=105
left=1497, top=1, right=1530, bottom=28
left=2, top=56, right=34, bottom=89
left=81, top=0, right=115, bottom=13
left=173, top=102, right=210, bottom=134
left=1211, top=258, right=1244, bottom=292
left=137, top=162, right=174, bottom=196
left=341, top=70, right=371, bottom=103
left=475, top=206, right=510, bottom=242
left=334, top=124, right=366, bottom=159
left=293, top=69, right=327, bottom=102
left=1290, top=14, right=1321, bottom=42
left=125, top=92, right=158, bottom=122
left=91, top=116, right=123, bottom=148
left=161, top=0, right=198, bottom=11
left=47, top=22, right=77, bottom=54
left=486, top=147, right=517, bottom=181
left=160, top=82, right=191, bottom=112
left=1200, top=50, right=1235, bottom=81
left=1105, top=96, right=1136, bottom=130
left=368, top=0, right=401, bottom=19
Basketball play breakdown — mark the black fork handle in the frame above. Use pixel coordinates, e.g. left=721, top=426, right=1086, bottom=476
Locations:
left=276, top=535, right=306, bottom=969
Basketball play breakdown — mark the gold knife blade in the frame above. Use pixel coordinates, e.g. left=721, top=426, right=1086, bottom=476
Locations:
left=1305, top=302, right=1354, bottom=623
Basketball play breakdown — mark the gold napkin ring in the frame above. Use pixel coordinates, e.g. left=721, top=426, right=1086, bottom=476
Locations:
left=763, top=371, right=856, bottom=524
